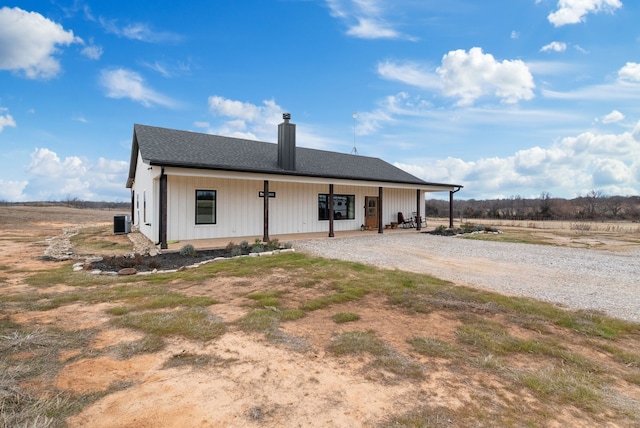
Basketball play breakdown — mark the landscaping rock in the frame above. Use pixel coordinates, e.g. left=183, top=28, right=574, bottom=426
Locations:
left=118, top=267, right=137, bottom=276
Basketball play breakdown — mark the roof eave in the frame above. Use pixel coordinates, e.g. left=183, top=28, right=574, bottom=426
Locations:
left=148, top=160, right=459, bottom=189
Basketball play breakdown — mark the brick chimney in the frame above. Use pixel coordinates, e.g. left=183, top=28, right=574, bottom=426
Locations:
left=278, top=113, right=296, bottom=170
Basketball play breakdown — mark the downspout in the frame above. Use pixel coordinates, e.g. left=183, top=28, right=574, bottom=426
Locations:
left=159, top=167, right=167, bottom=250
left=449, top=186, right=462, bottom=228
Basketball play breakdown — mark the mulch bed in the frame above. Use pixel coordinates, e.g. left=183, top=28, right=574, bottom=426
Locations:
left=89, top=249, right=229, bottom=272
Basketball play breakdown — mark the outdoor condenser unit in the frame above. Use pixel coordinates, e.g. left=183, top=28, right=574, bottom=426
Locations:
left=113, top=214, right=131, bottom=235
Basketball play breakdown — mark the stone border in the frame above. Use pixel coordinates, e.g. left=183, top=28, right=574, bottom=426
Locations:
left=72, top=248, right=296, bottom=276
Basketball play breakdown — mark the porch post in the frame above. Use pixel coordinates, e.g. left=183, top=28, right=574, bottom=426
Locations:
left=378, top=186, right=383, bottom=234
left=328, top=184, right=335, bottom=237
left=416, top=189, right=422, bottom=231
left=159, top=169, right=167, bottom=250
left=263, top=180, right=269, bottom=242
left=449, top=190, right=454, bottom=229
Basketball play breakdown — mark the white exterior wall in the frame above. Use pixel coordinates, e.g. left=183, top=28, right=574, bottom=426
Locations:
left=163, top=175, right=425, bottom=241
left=131, top=152, right=161, bottom=243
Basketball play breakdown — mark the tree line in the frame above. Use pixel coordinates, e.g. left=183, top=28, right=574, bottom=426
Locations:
left=0, top=197, right=131, bottom=211
left=426, top=191, right=640, bottom=222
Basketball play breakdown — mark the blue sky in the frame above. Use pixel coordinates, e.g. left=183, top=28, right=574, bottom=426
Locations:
left=1, top=0, right=639, bottom=202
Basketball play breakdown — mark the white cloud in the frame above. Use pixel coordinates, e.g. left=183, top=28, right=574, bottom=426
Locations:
left=98, top=17, right=182, bottom=43
left=437, top=48, right=535, bottom=106
left=81, top=42, right=103, bottom=60
left=207, top=96, right=283, bottom=140
left=397, top=121, right=640, bottom=199
left=99, top=68, right=178, bottom=108
left=378, top=48, right=535, bottom=106
left=540, top=41, right=567, bottom=52
left=22, top=148, right=128, bottom=201
left=326, top=0, right=413, bottom=40
left=618, top=62, right=640, bottom=82
left=548, top=0, right=623, bottom=27
left=0, top=107, right=16, bottom=132
left=0, top=179, right=28, bottom=201
left=0, top=6, right=82, bottom=79
left=601, top=110, right=624, bottom=124
left=377, top=61, right=441, bottom=90
left=205, top=96, right=336, bottom=150
left=511, top=31, right=519, bottom=39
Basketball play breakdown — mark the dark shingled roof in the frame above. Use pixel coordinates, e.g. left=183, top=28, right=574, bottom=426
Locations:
left=127, top=124, right=461, bottom=189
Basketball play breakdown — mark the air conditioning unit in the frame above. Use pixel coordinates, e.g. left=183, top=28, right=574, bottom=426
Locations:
left=114, top=214, right=131, bottom=235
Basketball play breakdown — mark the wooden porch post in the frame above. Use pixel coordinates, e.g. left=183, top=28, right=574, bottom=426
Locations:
left=263, top=180, right=269, bottom=242
left=328, top=184, right=335, bottom=237
left=159, top=169, right=167, bottom=250
left=378, top=186, right=383, bottom=234
left=416, top=189, right=422, bottom=231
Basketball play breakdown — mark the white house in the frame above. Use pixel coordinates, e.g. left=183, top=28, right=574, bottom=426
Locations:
left=126, top=114, right=462, bottom=248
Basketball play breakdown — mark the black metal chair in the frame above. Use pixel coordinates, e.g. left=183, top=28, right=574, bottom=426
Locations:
left=398, top=212, right=415, bottom=228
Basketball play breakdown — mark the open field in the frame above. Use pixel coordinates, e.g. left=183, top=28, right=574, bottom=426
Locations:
left=1, top=206, right=639, bottom=427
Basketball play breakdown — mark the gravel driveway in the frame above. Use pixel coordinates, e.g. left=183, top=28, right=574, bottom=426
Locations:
left=294, top=233, right=640, bottom=323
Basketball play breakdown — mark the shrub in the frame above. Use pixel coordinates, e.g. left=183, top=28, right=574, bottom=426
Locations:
left=266, top=239, right=280, bottom=251
left=179, top=244, right=197, bottom=257
left=250, top=242, right=265, bottom=253
left=239, top=240, right=251, bottom=254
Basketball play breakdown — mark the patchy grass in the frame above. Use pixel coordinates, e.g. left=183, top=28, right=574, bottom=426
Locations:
left=247, top=290, right=281, bottom=308
left=3, top=248, right=640, bottom=426
left=70, top=225, right=133, bottom=255
left=409, top=336, right=460, bottom=359
left=332, top=312, right=361, bottom=323
left=327, top=330, right=424, bottom=381
left=112, top=308, right=225, bottom=342
left=462, top=228, right=555, bottom=246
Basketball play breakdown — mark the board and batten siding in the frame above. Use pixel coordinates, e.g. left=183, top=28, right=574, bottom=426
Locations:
left=165, top=175, right=423, bottom=241
left=131, top=152, right=160, bottom=243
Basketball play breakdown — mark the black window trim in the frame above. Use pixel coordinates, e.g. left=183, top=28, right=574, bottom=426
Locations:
left=195, top=189, right=217, bottom=225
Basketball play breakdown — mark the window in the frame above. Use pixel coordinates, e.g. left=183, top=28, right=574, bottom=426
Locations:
left=196, top=190, right=216, bottom=224
left=318, top=194, right=355, bottom=220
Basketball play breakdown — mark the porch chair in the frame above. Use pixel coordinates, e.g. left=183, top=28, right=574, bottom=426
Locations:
left=397, top=212, right=415, bottom=228
left=412, top=212, right=426, bottom=228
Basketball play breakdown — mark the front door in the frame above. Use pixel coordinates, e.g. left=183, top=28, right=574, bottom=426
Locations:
left=364, top=196, right=378, bottom=229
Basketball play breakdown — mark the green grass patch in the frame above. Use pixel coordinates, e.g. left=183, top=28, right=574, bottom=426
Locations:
left=332, top=312, right=361, bottom=323
left=515, top=364, right=604, bottom=411
left=70, top=225, right=133, bottom=254
left=279, top=308, right=306, bottom=321
left=237, top=309, right=280, bottom=334
left=112, top=308, right=225, bottom=341
left=247, top=291, right=281, bottom=308
left=327, top=330, right=423, bottom=381
left=595, top=343, right=640, bottom=366
left=409, top=337, right=460, bottom=359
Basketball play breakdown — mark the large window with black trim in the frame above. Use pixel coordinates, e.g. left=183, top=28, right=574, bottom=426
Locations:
left=195, top=190, right=216, bottom=224
left=318, top=194, right=355, bottom=220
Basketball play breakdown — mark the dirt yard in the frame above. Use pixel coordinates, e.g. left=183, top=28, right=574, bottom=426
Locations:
left=1, top=206, right=639, bottom=427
